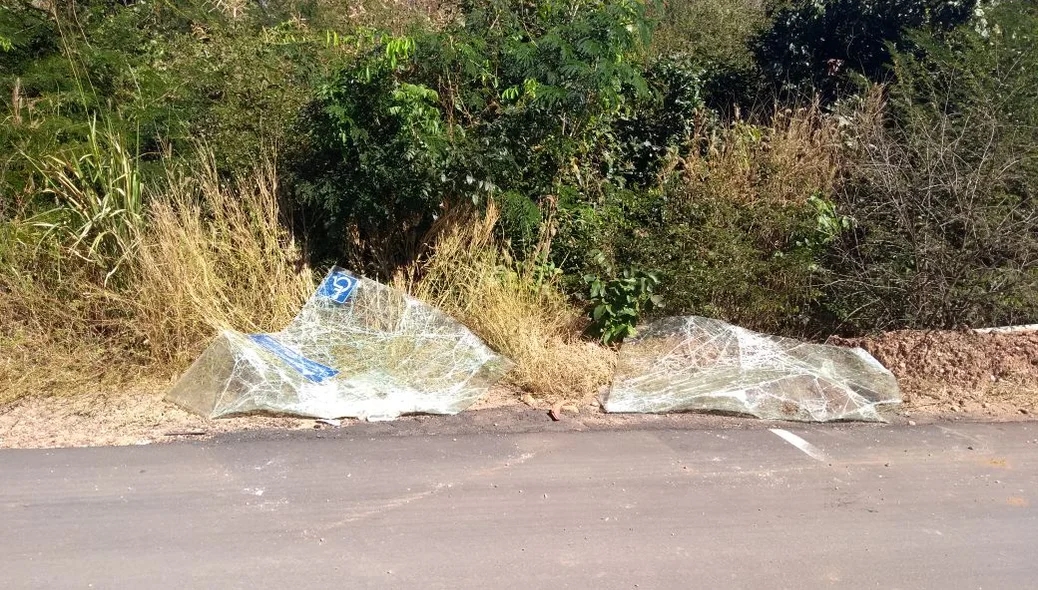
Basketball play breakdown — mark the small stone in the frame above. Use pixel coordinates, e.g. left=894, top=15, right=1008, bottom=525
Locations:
left=908, top=420, right=917, bottom=426
left=1020, top=409, right=1030, bottom=415
left=967, top=445, right=975, bottom=451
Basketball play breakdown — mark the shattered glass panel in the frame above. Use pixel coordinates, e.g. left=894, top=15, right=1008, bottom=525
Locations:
left=166, top=267, right=512, bottom=420
left=603, top=316, right=901, bottom=422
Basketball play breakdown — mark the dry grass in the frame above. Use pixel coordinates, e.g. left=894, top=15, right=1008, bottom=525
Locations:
left=1, top=138, right=606, bottom=409
left=0, top=149, right=313, bottom=404
left=132, top=154, right=313, bottom=366
left=398, top=204, right=615, bottom=403
left=675, top=102, right=842, bottom=206
left=0, top=331, right=119, bottom=406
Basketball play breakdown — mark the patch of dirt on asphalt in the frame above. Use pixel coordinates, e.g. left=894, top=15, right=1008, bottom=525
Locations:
left=832, top=329, right=1038, bottom=419
left=0, top=383, right=313, bottom=449
left=0, top=382, right=527, bottom=449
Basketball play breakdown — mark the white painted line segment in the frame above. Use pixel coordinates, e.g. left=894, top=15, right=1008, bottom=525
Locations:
left=769, top=428, right=830, bottom=462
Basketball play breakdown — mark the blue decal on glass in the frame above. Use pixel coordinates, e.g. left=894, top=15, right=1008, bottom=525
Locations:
left=317, top=269, right=358, bottom=304
left=248, top=334, right=339, bottom=383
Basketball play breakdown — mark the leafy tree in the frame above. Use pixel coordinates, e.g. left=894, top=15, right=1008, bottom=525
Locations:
left=1, top=0, right=331, bottom=203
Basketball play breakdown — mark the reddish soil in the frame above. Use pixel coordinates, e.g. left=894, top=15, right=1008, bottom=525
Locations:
left=831, top=329, right=1038, bottom=419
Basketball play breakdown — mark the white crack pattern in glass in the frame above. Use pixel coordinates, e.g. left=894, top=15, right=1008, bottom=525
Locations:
left=603, top=316, right=901, bottom=422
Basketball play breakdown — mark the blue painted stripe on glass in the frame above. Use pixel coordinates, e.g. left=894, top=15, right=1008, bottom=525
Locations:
left=248, top=334, right=339, bottom=383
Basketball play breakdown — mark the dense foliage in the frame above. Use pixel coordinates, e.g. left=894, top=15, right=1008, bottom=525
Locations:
left=827, top=2, right=1038, bottom=330
left=3, top=0, right=1037, bottom=339
left=291, top=0, right=659, bottom=272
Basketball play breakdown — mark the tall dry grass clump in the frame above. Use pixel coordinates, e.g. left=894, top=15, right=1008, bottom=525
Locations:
left=133, top=154, right=314, bottom=366
left=400, top=205, right=615, bottom=402
left=0, top=142, right=313, bottom=404
left=676, top=102, right=842, bottom=206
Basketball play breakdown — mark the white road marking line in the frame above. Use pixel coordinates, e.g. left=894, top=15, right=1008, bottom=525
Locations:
left=769, top=428, right=830, bottom=462
left=935, top=425, right=985, bottom=447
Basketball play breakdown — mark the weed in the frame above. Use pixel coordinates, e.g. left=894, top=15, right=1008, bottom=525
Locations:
left=399, top=203, right=615, bottom=402
left=26, top=118, right=142, bottom=284
left=583, top=254, right=662, bottom=345
left=0, top=146, right=312, bottom=402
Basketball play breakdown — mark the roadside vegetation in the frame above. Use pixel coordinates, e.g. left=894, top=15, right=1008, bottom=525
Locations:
left=2, top=0, right=1037, bottom=406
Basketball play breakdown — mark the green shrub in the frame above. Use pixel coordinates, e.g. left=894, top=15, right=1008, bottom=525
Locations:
left=556, top=105, right=844, bottom=334
left=604, top=184, right=832, bottom=335
left=290, top=0, right=659, bottom=274
left=612, top=56, right=705, bottom=186
left=1, top=1, right=330, bottom=204
left=584, top=263, right=662, bottom=345
left=651, top=0, right=766, bottom=112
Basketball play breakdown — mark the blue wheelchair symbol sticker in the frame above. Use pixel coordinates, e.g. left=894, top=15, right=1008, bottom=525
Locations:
left=317, top=268, right=358, bottom=304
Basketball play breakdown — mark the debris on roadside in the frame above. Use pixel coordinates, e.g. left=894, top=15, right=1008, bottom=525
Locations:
left=163, top=430, right=208, bottom=437
left=548, top=399, right=579, bottom=421
left=166, top=267, right=513, bottom=421
left=603, top=316, right=901, bottom=422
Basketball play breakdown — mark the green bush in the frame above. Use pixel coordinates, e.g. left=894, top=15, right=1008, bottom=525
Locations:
left=584, top=259, right=662, bottom=345
left=291, top=0, right=660, bottom=273
left=555, top=107, right=845, bottom=335
left=651, top=0, right=766, bottom=112
left=825, top=1, right=1038, bottom=331
left=1, top=1, right=329, bottom=205
left=582, top=183, right=833, bottom=335
left=611, top=56, right=705, bottom=186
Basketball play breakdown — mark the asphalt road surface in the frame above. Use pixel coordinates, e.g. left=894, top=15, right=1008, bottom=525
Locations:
left=3, top=421, right=1037, bottom=589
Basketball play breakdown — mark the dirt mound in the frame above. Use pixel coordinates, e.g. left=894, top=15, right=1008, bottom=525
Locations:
left=831, top=329, right=1038, bottom=417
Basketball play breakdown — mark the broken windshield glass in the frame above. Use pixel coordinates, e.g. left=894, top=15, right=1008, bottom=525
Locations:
left=166, top=267, right=512, bottom=420
left=603, top=316, right=901, bottom=422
